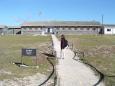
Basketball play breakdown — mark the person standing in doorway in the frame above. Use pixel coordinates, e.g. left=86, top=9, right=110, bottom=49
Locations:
left=60, top=34, right=68, bottom=59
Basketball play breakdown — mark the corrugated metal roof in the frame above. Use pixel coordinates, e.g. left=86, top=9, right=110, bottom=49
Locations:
left=7, top=26, right=21, bottom=28
left=21, top=21, right=101, bottom=27
left=104, top=24, right=115, bottom=27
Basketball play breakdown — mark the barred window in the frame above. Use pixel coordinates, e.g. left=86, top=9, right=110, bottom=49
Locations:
left=40, top=28, right=42, bottom=30
left=74, top=28, right=77, bottom=30
left=35, top=28, right=38, bottom=30
left=68, top=28, right=71, bottom=30
left=59, top=28, right=62, bottom=30
left=80, top=28, right=84, bottom=30
left=87, top=28, right=90, bottom=30
left=29, top=28, right=32, bottom=30
left=93, top=28, right=96, bottom=30
left=23, top=28, right=27, bottom=30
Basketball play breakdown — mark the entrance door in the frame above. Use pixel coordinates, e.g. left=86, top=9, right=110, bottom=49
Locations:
left=47, top=28, right=53, bottom=34
left=48, top=28, right=50, bottom=33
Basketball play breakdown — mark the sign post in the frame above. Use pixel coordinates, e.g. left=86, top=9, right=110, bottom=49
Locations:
left=21, top=48, right=37, bottom=66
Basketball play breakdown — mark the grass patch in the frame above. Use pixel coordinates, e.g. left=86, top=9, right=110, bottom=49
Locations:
left=0, top=35, right=54, bottom=80
left=66, top=35, right=115, bottom=86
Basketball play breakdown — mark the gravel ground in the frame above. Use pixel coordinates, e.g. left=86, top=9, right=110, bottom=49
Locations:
left=0, top=73, right=53, bottom=86
left=52, top=35, right=105, bottom=86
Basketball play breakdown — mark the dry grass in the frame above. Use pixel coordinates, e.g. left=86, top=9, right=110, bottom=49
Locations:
left=66, top=35, right=115, bottom=86
left=0, top=35, right=54, bottom=80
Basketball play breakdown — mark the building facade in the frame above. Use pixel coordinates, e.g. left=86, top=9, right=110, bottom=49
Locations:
left=3, top=21, right=115, bottom=35
left=21, top=21, right=103, bottom=35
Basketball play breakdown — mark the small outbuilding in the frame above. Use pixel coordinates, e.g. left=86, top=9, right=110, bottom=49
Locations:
left=7, top=26, right=21, bottom=35
left=104, top=24, right=115, bottom=35
left=0, top=25, right=8, bottom=35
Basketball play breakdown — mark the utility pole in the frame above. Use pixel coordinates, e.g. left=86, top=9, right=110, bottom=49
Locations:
left=102, top=15, right=104, bottom=26
left=101, top=14, right=104, bottom=34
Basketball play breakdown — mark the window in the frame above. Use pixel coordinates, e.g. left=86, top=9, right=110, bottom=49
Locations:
left=56, top=28, right=59, bottom=30
left=40, top=28, right=42, bottom=30
left=107, top=29, right=111, bottom=31
left=25, top=28, right=29, bottom=30
left=35, top=28, right=38, bottom=30
left=93, top=28, right=96, bottom=30
left=59, top=28, right=62, bottom=30
left=29, top=28, right=32, bottom=30
left=80, top=28, right=84, bottom=30
left=23, top=28, right=26, bottom=30
left=32, top=28, right=35, bottom=30
left=37, top=28, right=41, bottom=30
left=87, top=28, right=90, bottom=30
left=74, top=28, right=77, bottom=30
left=65, top=28, right=69, bottom=30
left=68, top=28, right=71, bottom=30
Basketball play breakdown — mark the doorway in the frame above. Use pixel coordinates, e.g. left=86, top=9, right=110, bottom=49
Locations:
left=48, top=28, right=50, bottom=33
left=47, top=28, right=53, bottom=34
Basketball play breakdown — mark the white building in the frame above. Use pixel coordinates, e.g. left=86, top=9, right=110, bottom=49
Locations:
left=104, top=24, right=115, bottom=35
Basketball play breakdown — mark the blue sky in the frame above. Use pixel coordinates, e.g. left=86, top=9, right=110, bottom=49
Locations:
left=0, top=0, right=115, bottom=25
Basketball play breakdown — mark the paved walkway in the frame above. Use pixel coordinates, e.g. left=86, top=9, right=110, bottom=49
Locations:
left=51, top=35, right=105, bottom=86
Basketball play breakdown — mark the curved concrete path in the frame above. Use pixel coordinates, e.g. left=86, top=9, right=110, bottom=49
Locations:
left=51, top=35, right=105, bottom=86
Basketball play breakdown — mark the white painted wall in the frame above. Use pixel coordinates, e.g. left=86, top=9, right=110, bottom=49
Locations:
left=50, top=28, right=53, bottom=33
left=104, top=26, right=115, bottom=34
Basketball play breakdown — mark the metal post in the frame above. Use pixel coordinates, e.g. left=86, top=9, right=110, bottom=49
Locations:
left=101, top=15, right=104, bottom=34
left=36, top=56, right=37, bottom=66
left=13, top=28, right=14, bottom=35
left=102, top=15, right=103, bottom=26
left=21, top=56, right=23, bottom=65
